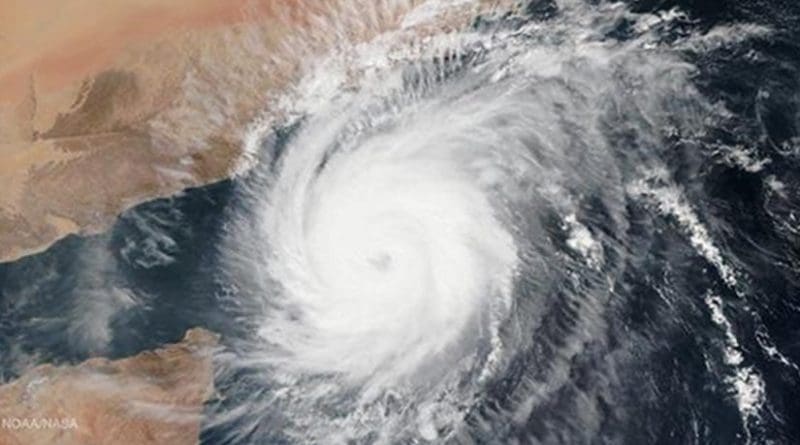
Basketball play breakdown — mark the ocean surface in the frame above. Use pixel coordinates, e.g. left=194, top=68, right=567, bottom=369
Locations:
left=1, top=0, right=799, bottom=443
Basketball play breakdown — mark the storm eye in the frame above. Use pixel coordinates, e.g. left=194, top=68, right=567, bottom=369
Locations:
left=368, top=252, right=393, bottom=271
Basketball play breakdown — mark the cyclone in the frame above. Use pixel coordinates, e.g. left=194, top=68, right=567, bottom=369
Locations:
left=258, top=92, right=521, bottom=386
left=2, top=0, right=798, bottom=444
left=210, top=0, right=756, bottom=442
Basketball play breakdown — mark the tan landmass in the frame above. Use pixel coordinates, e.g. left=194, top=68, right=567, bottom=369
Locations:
left=0, top=0, right=514, bottom=263
left=0, top=328, right=219, bottom=445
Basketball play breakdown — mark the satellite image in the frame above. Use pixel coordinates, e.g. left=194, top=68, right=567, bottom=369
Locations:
left=0, top=0, right=799, bottom=444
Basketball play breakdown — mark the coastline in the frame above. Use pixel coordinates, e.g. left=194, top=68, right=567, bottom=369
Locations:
left=0, top=0, right=514, bottom=264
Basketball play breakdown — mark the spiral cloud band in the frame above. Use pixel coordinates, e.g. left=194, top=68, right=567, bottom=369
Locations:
left=208, top=0, right=774, bottom=442
left=257, top=84, right=530, bottom=390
